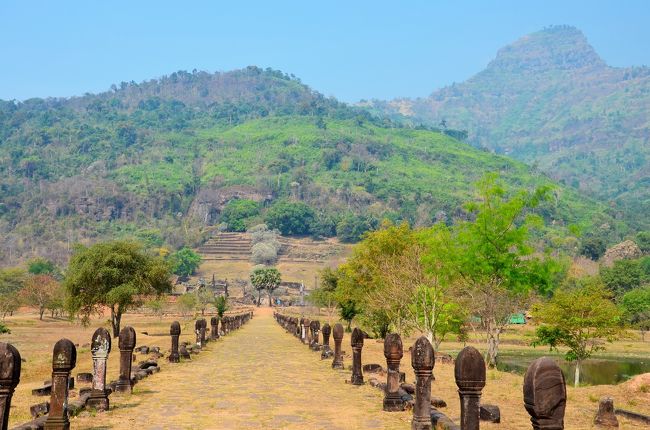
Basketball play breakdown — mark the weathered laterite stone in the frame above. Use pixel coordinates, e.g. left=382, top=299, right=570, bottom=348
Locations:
left=412, top=336, right=435, bottom=430
left=454, top=346, right=485, bottom=430
left=594, top=397, right=618, bottom=427
left=310, top=320, right=321, bottom=350
left=211, top=317, right=219, bottom=341
left=321, top=323, right=333, bottom=359
left=524, top=357, right=566, bottom=430
left=350, top=327, right=364, bottom=385
left=169, top=321, right=181, bottom=363
left=383, top=333, right=404, bottom=412
left=303, top=318, right=311, bottom=345
left=86, top=327, right=111, bottom=411
left=44, top=339, right=76, bottom=430
left=332, top=323, right=344, bottom=369
left=115, top=326, right=136, bottom=394
left=0, top=342, right=21, bottom=430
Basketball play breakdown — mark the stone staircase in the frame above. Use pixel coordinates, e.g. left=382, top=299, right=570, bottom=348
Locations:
left=198, top=232, right=252, bottom=260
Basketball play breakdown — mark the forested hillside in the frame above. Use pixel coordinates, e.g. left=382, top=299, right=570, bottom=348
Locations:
left=0, top=67, right=620, bottom=265
left=365, top=26, right=650, bottom=229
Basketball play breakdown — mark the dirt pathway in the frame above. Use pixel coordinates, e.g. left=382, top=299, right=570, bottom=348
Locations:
left=71, top=308, right=409, bottom=429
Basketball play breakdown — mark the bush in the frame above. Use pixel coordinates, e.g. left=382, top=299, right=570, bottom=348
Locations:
left=169, top=247, right=202, bottom=277
left=251, top=242, right=279, bottom=265
left=580, top=236, right=607, bottom=261
left=221, top=199, right=261, bottom=232
left=0, top=322, right=10, bottom=334
left=264, top=201, right=315, bottom=235
left=311, top=212, right=339, bottom=239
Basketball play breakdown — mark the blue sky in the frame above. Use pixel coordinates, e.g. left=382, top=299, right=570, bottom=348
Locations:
left=1, top=0, right=649, bottom=102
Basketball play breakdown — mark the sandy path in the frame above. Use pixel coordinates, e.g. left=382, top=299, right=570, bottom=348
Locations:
left=71, top=308, right=408, bottom=429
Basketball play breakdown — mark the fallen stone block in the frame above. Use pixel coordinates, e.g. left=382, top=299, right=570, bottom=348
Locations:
left=29, top=401, right=49, bottom=419
left=431, top=409, right=460, bottom=430
left=480, top=404, right=501, bottom=423
left=431, top=397, right=447, bottom=408
left=362, top=363, right=383, bottom=373
left=76, top=372, right=93, bottom=383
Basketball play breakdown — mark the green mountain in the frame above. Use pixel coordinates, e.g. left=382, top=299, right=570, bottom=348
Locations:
left=0, top=67, right=619, bottom=264
left=364, top=26, right=650, bottom=229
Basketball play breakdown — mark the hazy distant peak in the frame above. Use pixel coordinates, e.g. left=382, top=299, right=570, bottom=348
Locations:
left=486, top=25, right=606, bottom=73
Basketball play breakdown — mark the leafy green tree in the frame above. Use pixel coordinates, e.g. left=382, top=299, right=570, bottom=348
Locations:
left=264, top=201, right=314, bottom=235
left=213, top=295, right=228, bottom=318
left=600, top=259, right=644, bottom=297
left=445, top=175, right=558, bottom=367
left=250, top=267, right=281, bottom=306
left=221, top=199, right=261, bottom=232
left=146, top=298, right=165, bottom=319
left=0, top=267, right=26, bottom=319
left=339, top=300, right=359, bottom=332
left=532, top=280, right=622, bottom=386
left=620, top=286, right=650, bottom=339
left=580, top=236, right=607, bottom=261
left=195, top=286, right=214, bottom=316
left=169, top=247, right=202, bottom=277
left=65, top=241, right=172, bottom=337
left=636, top=231, right=650, bottom=254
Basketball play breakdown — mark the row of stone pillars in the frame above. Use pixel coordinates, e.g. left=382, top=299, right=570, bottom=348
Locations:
left=273, top=312, right=567, bottom=430
left=0, top=310, right=255, bottom=430
left=168, top=311, right=253, bottom=363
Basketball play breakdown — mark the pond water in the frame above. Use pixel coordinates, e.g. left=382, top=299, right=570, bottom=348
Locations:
left=497, top=354, right=650, bottom=386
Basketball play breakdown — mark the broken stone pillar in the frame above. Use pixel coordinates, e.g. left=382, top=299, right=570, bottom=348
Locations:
left=454, top=346, right=485, bottom=430
left=594, top=397, right=619, bottom=427
left=303, top=318, right=311, bottom=345
left=195, top=320, right=202, bottom=346
left=0, top=342, right=21, bottom=430
left=411, top=336, right=435, bottom=430
left=383, top=333, right=404, bottom=412
left=44, top=339, right=77, bottom=430
left=332, top=323, right=344, bottom=369
left=321, top=323, right=332, bottom=359
left=350, top=328, right=364, bottom=385
left=310, top=320, right=321, bottom=350
left=211, top=317, right=219, bottom=341
left=115, top=326, right=136, bottom=394
left=86, top=328, right=111, bottom=411
left=199, top=318, right=207, bottom=344
left=524, top=357, right=566, bottom=430
left=169, top=321, right=181, bottom=363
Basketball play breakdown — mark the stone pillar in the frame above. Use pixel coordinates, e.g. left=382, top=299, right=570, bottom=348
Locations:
left=169, top=321, right=181, bottom=363
left=115, top=326, right=136, bottom=394
left=0, top=342, right=21, bottom=430
left=211, top=317, right=219, bottom=340
left=594, top=397, right=618, bottom=427
left=524, top=357, right=566, bottom=430
left=454, top=346, right=486, bottom=430
left=44, top=339, right=76, bottom=430
left=350, top=327, right=364, bottom=385
left=332, top=323, right=344, bottom=369
left=199, top=318, right=207, bottom=344
left=87, top=328, right=111, bottom=411
left=310, top=320, right=321, bottom=349
left=383, top=333, right=404, bottom=412
left=195, top=320, right=202, bottom=346
left=321, top=323, right=332, bottom=358
left=411, top=336, right=435, bottom=430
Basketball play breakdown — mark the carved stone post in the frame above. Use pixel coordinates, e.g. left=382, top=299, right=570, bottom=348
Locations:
left=87, top=328, right=111, bottom=411
left=412, top=336, right=435, bottom=430
left=524, top=357, right=566, bottom=430
left=199, top=318, right=207, bottom=344
left=195, top=320, right=202, bottom=346
left=303, top=318, right=311, bottom=345
left=211, top=317, right=219, bottom=340
left=0, top=342, right=21, bottom=430
left=310, top=320, right=320, bottom=349
left=169, top=321, right=181, bottom=363
left=383, top=333, right=404, bottom=411
left=454, top=346, right=486, bottom=430
left=350, top=328, right=364, bottom=385
left=115, top=326, right=136, bottom=394
left=321, top=323, right=332, bottom=358
left=44, top=339, right=76, bottom=430
left=332, top=323, right=344, bottom=369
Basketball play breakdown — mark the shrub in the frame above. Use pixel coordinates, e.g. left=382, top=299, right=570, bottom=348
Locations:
left=221, top=199, right=261, bottom=232
left=251, top=242, right=279, bottom=265
left=336, top=213, right=378, bottom=243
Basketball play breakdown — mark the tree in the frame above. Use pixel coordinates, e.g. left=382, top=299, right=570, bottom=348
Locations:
left=309, top=268, right=339, bottom=322
left=636, top=231, right=650, bottom=254
left=0, top=267, right=26, bottom=320
left=250, top=267, right=281, bottom=307
left=20, top=274, right=60, bottom=320
left=620, top=287, right=650, bottom=340
left=600, top=259, right=644, bottom=297
left=264, top=201, right=314, bottom=235
left=169, top=247, right=202, bottom=278
left=177, top=293, right=197, bottom=317
left=221, top=199, right=261, bottom=232
left=339, top=300, right=359, bottom=332
left=213, top=295, right=228, bottom=318
left=65, top=241, right=172, bottom=337
left=532, top=280, right=622, bottom=386
left=444, top=176, right=558, bottom=367
left=336, top=213, right=378, bottom=243
left=579, top=236, right=607, bottom=261
left=195, top=286, right=214, bottom=316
